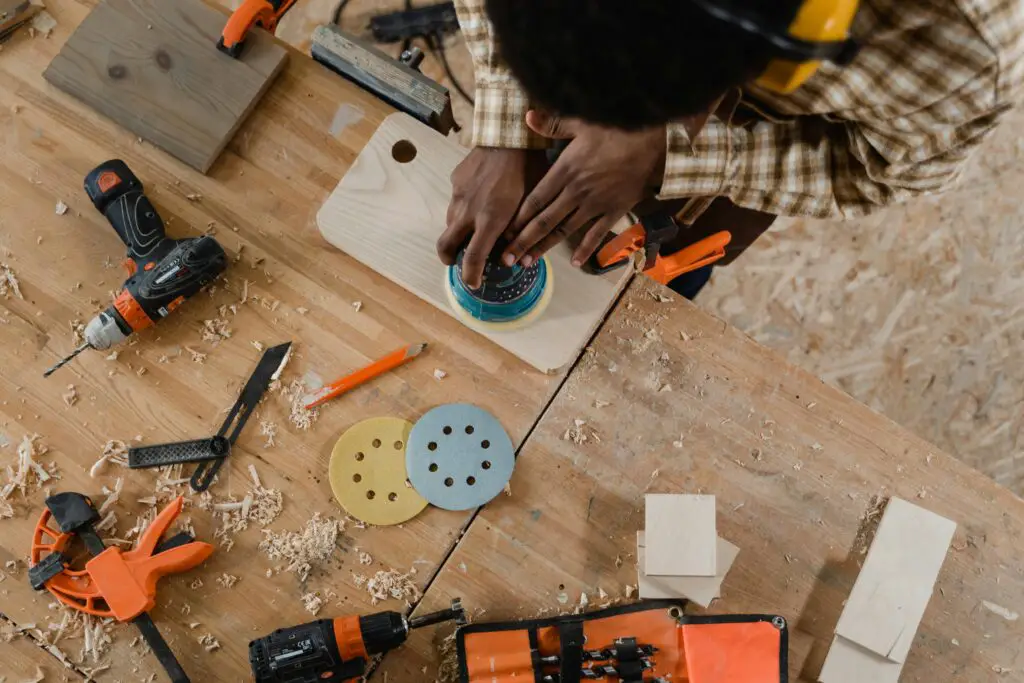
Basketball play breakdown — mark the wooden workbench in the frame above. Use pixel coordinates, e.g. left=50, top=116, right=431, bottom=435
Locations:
left=1, top=2, right=1021, bottom=682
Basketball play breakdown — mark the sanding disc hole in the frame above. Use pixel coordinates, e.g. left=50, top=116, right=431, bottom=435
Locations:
left=388, top=492, right=398, bottom=502
left=481, top=440, right=490, bottom=449
left=355, top=452, right=365, bottom=461
left=372, top=439, right=382, bottom=448
left=444, top=477, right=454, bottom=487
left=428, top=442, right=438, bottom=451
left=467, top=476, right=476, bottom=486
left=366, top=490, right=376, bottom=500
left=391, top=139, right=418, bottom=163
left=442, top=426, right=453, bottom=435
left=353, top=474, right=362, bottom=483
left=393, top=440, right=403, bottom=450
left=482, top=460, right=492, bottom=470
left=465, top=425, right=475, bottom=435
left=429, top=463, right=439, bottom=472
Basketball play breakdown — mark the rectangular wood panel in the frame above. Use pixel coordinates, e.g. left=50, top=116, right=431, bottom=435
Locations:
left=637, top=531, right=739, bottom=607
left=644, top=493, right=717, bottom=577
left=43, top=0, right=287, bottom=172
left=317, top=113, right=632, bottom=373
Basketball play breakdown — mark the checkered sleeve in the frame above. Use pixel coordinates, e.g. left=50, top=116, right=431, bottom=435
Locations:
left=454, top=0, right=550, bottom=149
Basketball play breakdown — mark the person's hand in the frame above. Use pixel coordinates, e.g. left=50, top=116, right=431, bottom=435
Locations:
left=501, top=111, right=667, bottom=269
left=437, top=147, right=546, bottom=289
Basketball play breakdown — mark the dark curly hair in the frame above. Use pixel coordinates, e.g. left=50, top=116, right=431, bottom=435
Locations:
left=484, top=0, right=797, bottom=129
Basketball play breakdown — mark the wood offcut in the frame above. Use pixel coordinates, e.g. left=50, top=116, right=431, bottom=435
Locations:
left=43, top=0, right=288, bottom=172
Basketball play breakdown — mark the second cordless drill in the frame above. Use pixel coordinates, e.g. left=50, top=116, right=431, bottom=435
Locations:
left=44, top=160, right=228, bottom=377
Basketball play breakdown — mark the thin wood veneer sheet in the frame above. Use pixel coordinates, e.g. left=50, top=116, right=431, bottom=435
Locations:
left=835, top=497, right=956, bottom=663
left=44, top=0, right=288, bottom=173
left=636, top=531, right=739, bottom=607
left=643, top=493, right=717, bottom=577
left=317, top=113, right=632, bottom=373
left=818, top=636, right=902, bottom=683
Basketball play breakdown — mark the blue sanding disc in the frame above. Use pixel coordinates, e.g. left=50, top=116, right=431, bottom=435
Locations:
left=406, top=404, right=515, bottom=511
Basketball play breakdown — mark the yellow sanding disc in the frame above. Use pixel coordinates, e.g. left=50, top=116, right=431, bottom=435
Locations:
left=329, top=417, right=428, bottom=526
left=444, top=256, right=555, bottom=332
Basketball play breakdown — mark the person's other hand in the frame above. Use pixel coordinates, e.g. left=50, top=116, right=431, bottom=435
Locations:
left=437, top=147, right=546, bottom=289
left=501, top=111, right=667, bottom=269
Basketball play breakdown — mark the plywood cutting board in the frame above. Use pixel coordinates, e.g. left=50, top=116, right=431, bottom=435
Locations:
left=317, top=113, right=632, bottom=373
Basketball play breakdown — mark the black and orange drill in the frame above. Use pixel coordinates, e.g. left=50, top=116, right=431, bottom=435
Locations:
left=249, top=599, right=466, bottom=682
left=43, top=160, right=227, bottom=377
left=218, top=0, right=298, bottom=57
left=28, top=493, right=213, bottom=683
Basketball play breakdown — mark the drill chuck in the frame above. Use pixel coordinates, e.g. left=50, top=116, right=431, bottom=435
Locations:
left=83, top=311, right=129, bottom=350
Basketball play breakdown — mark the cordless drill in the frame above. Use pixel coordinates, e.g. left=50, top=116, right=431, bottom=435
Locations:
left=249, top=599, right=465, bottom=682
left=43, top=160, right=228, bottom=377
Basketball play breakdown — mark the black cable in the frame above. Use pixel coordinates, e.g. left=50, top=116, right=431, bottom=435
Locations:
left=429, top=31, right=475, bottom=105
left=331, top=0, right=351, bottom=25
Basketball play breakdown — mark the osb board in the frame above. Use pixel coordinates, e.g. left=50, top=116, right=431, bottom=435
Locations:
left=0, top=3, right=566, bottom=677
left=317, top=113, right=632, bottom=374
left=43, top=0, right=288, bottom=173
left=377, top=279, right=1024, bottom=682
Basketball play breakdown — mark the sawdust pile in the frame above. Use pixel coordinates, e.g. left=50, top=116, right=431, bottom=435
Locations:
left=207, top=465, right=283, bottom=546
left=0, top=263, right=23, bottom=299
left=89, top=440, right=129, bottom=478
left=302, top=592, right=324, bottom=615
left=435, top=630, right=460, bottom=683
left=259, top=419, right=278, bottom=448
left=1, top=435, right=56, bottom=516
left=280, top=379, right=319, bottom=431
left=353, top=569, right=420, bottom=606
left=258, top=513, right=341, bottom=582
left=200, top=318, right=232, bottom=344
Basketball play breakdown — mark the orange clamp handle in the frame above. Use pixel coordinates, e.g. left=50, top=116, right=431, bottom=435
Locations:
left=643, top=231, right=731, bottom=285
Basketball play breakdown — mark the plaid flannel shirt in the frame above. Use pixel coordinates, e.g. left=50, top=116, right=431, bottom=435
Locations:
left=454, top=0, right=1024, bottom=219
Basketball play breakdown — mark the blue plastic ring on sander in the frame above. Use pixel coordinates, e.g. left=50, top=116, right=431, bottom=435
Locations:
left=447, top=255, right=548, bottom=323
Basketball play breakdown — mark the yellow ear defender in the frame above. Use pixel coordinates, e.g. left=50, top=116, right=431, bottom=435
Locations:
left=690, top=0, right=861, bottom=93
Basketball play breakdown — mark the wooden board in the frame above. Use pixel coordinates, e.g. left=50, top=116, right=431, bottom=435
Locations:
left=43, top=0, right=288, bottom=173
left=644, top=493, right=717, bottom=577
left=818, top=636, right=902, bottom=683
left=317, top=113, right=632, bottom=374
left=834, top=497, right=956, bottom=663
left=0, top=632, right=73, bottom=682
left=377, top=278, right=1024, bottom=682
left=0, top=2, right=566, bottom=678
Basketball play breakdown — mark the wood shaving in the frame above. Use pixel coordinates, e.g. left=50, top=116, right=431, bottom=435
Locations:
left=89, top=440, right=128, bottom=478
left=296, top=307, right=309, bottom=315
left=358, top=551, right=373, bottom=565
left=198, top=633, right=220, bottom=651
left=259, top=420, right=278, bottom=448
left=356, top=568, right=421, bottom=606
left=302, top=592, right=324, bottom=615
left=240, top=279, right=250, bottom=304
left=200, top=319, right=232, bottom=344
left=0, top=264, right=23, bottom=299
left=352, top=301, right=363, bottom=312
left=211, top=466, right=283, bottom=543
left=184, top=346, right=207, bottom=363
left=186, top=193, right=203, bottom=202
left=281, top=379, right=319, bottom=431
left=69, top=318, right=85, bottom=345
left=259, top=513, right=342, bottom=582
left=62, top=384, right=78, bottom=407
left=1, top=435, right=53, bottom=509
left=55, top=200, right=68, bottom=215
left=433, top=368, right=447, bottom=380
left=563, top=419, right=598, bottom=445
left=98, top=477, right=123, bottom=516
left=435, top=630, right=460, bottom=683
left=105, top=350, right=119, bottom=361
left=215, top=573, right=239, bottom=589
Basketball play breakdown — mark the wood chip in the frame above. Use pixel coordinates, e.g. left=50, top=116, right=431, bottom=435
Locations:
left=258, top=513, right=341, bottom=582
left=215, top=573, right=239, bottom=589
left=359, top=568, right=420, bottom=606
left=198, top=633, right=220, bottom=651
left=433, top=368, right=447, bottom=380
left=55, top=200, right=68, bottom=215
left=302, top=592, right=324, bottom=615
left=62, top=384, right=78, bottom=407
left=184, top=346, right=207, bottom=363
left=352, top=301, right=363, bottom=312
left=89, top=440, right=128, bottom=477
left=259, top=420, right=278, bottom=448
left=200, top=319, right=232, bottom=344
left=0, top=263, right=23, bottom=300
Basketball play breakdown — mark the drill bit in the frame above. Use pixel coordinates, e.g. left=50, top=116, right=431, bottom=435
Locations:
left=43, top=342, right=91, bottom=378
left=408, top=598, right=465, bottom=629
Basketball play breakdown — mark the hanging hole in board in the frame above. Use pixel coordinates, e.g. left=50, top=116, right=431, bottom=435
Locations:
left=355, top=452, right=365, bottom=461
left=465, top=425, right=475, bottom=435
left=466, top=476, right=476, bottom=486
left=366, top=490, right=376, bottom=500
left=388, top=492, right=398, bottom=502
left=429, top=463, right=439, bottom=472
left=391, top=139, right=418, bottom=163
left=481, top=460, right=491, bottom=470
left=444, top=477, right=454, bottom=487
left=393, top=441, right=403, bottom=450
left=372, top=439, right=382, bottom=448
left=442, top=426, right=452, bottom=435
left=353, top=474, right=362, bottom=483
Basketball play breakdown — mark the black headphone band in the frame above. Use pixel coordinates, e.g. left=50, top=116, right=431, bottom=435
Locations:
left=689, top=0, right=860, bottom=64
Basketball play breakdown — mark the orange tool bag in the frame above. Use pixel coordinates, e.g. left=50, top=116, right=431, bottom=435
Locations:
left=457, top=600, right=787, bottom=683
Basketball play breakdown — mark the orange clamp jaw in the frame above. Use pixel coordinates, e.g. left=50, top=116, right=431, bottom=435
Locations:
left=218, top=0, right=297, bottom=57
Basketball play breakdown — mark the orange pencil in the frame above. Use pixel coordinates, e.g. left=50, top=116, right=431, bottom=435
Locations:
left=303, top=343, right=427, bottom=409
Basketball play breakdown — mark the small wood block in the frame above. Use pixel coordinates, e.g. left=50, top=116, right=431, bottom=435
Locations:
left=636, top=531, right=739, bottom=607
left=818, top=636, right=901, bottom=683
left=643, top=493, right=717, bottom=577
left=316, top=113, right=632, bottom=374
left=43, top=0, right=288, bottom=173
left=835, top=497, right=956, bottom=663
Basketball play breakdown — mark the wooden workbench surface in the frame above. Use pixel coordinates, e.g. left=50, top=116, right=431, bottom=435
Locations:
left=380, top=278, right=1024, bottom=682
left=1, top=2, right=1022, bottom=682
